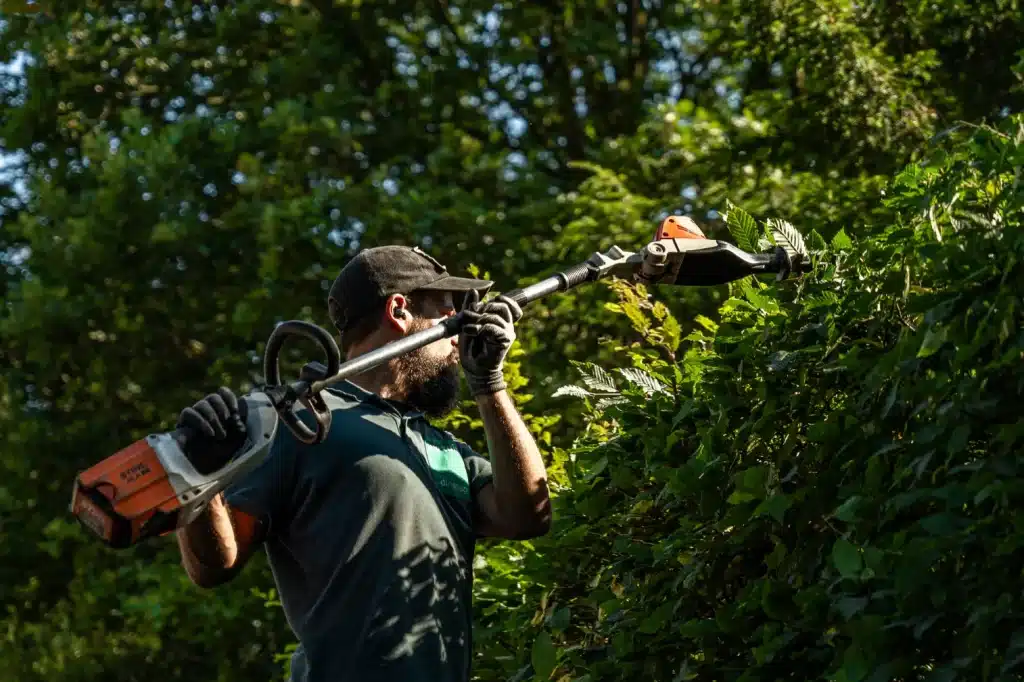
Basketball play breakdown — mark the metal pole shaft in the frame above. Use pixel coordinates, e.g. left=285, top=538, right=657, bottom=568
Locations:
left=308, top=270, right=583, bottom=395
left=504, top=276, right=565, bottom=308
left=309, top=321, right=453, bottom=394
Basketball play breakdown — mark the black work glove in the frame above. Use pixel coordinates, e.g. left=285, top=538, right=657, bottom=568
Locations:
left=458, top=290, right=523, bottom=397
left=175, top=387, right=249, bottom=475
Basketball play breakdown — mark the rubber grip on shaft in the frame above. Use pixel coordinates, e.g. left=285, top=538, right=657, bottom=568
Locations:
left=502, top=262, right=596, bottom=309
left=560, top=262, right=593, bottom=288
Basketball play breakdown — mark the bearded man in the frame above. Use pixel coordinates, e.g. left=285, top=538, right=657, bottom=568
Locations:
left=171, top=245, right=551, bottom=682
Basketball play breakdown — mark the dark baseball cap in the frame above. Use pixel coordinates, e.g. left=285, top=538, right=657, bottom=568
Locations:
left=327, top=245, right=493, bottom=336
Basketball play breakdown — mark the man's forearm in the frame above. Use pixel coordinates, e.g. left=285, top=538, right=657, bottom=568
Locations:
left=475, top=389, right=551, bottom=534
left=176, top=493, right=241, bottom=587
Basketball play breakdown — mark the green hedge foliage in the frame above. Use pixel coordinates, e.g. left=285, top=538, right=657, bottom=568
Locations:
left=470, top=116, right=1024, bottom=682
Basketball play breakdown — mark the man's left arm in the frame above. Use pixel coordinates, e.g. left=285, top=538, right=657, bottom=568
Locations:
left=473, top=389, right=551, bottom=540
left=457, top=290, right=552, bottom=540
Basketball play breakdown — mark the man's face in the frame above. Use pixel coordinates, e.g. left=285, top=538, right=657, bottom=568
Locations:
left=394, top=290, right=463, bottom=417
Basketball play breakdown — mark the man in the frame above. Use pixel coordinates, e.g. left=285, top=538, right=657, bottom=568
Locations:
left=172, top=245, right=552, bottom=681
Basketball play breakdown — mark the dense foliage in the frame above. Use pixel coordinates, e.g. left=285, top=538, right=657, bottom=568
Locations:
left=1, top=1, right=1021, bottom=680
left=470, top=114, right=1024, bottom=681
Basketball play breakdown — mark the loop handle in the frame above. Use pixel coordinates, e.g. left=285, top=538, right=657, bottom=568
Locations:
left=262, top=321, right=341, bottom=445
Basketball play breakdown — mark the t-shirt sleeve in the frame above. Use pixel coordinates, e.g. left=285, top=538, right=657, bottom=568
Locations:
left=466, top=446, right=493, bottom=493
left=222, top=418, right=299, bottom=539
left=462, top=446, right=494, bottom=498
left=449, top=435, right=494, bottom=520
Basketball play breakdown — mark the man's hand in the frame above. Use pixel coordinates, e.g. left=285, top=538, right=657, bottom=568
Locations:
left=176, top=387, right=249, bottom=475
left=458, top=290, right=550, bottom=539
left=174, top=387, right=265, bottom=588
left=458, top=290, right=522, bottom=397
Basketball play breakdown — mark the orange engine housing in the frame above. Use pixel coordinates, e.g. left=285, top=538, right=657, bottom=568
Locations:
left=656, top=215, right=706, bottom=240
left=70, top=436, right=183, bottom=549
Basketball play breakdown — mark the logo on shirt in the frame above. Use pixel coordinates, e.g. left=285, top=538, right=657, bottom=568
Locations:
left=422, top=434, right=471, bottom=502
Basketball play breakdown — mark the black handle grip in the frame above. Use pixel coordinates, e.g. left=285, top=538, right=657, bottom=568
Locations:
left=263, top=321, right=341, bottom=388
left=505, top=288, right=528, bottom=308
left=486, top=287, right=532, bottom=309
left=301, top=361, right=330, bottom=382
left=263, top=321, right=341, bottom=445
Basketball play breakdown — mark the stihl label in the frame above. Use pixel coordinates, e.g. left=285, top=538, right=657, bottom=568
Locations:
left=120, top=461, right=152, bottom=484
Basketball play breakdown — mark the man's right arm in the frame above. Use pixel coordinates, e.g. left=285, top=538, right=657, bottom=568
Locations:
left=172, top=386, right=295, bottom=589
left=176, top=493, right=266, bottom=589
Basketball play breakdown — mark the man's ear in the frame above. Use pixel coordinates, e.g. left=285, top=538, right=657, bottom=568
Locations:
left=384, top=293, right=411, bottom=333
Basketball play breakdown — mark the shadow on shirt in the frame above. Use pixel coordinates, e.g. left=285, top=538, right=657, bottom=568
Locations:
left=272, top=410, right=481, bottom=682
left=288, top=533, right=476, bottom=682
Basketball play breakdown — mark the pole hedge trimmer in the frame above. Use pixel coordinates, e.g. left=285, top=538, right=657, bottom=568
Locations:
left=69, top=216, right=808, bottom=549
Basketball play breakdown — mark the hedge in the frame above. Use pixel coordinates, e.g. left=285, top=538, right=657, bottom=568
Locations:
left=470, top=115, right=1024, bottom=682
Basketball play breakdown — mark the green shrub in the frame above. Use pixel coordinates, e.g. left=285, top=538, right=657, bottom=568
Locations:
left=471, top=116, right=1024, bottom=682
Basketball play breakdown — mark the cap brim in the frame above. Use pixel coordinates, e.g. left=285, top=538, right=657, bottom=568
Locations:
left=416, top=275, right=494, bottom=293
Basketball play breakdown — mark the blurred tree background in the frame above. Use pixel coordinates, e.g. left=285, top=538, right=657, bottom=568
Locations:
left=0, top=1, right=1021, bottom=680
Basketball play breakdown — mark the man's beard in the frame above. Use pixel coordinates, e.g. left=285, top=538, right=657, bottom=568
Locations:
left=394, top=325, right=461, bottom=418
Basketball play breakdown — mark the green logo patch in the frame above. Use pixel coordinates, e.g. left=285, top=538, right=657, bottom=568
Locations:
left=422, top=434, right=471, bottom=501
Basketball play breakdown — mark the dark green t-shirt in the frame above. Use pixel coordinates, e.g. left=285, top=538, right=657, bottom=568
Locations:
left=223, top=381, right=494, bottom=682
